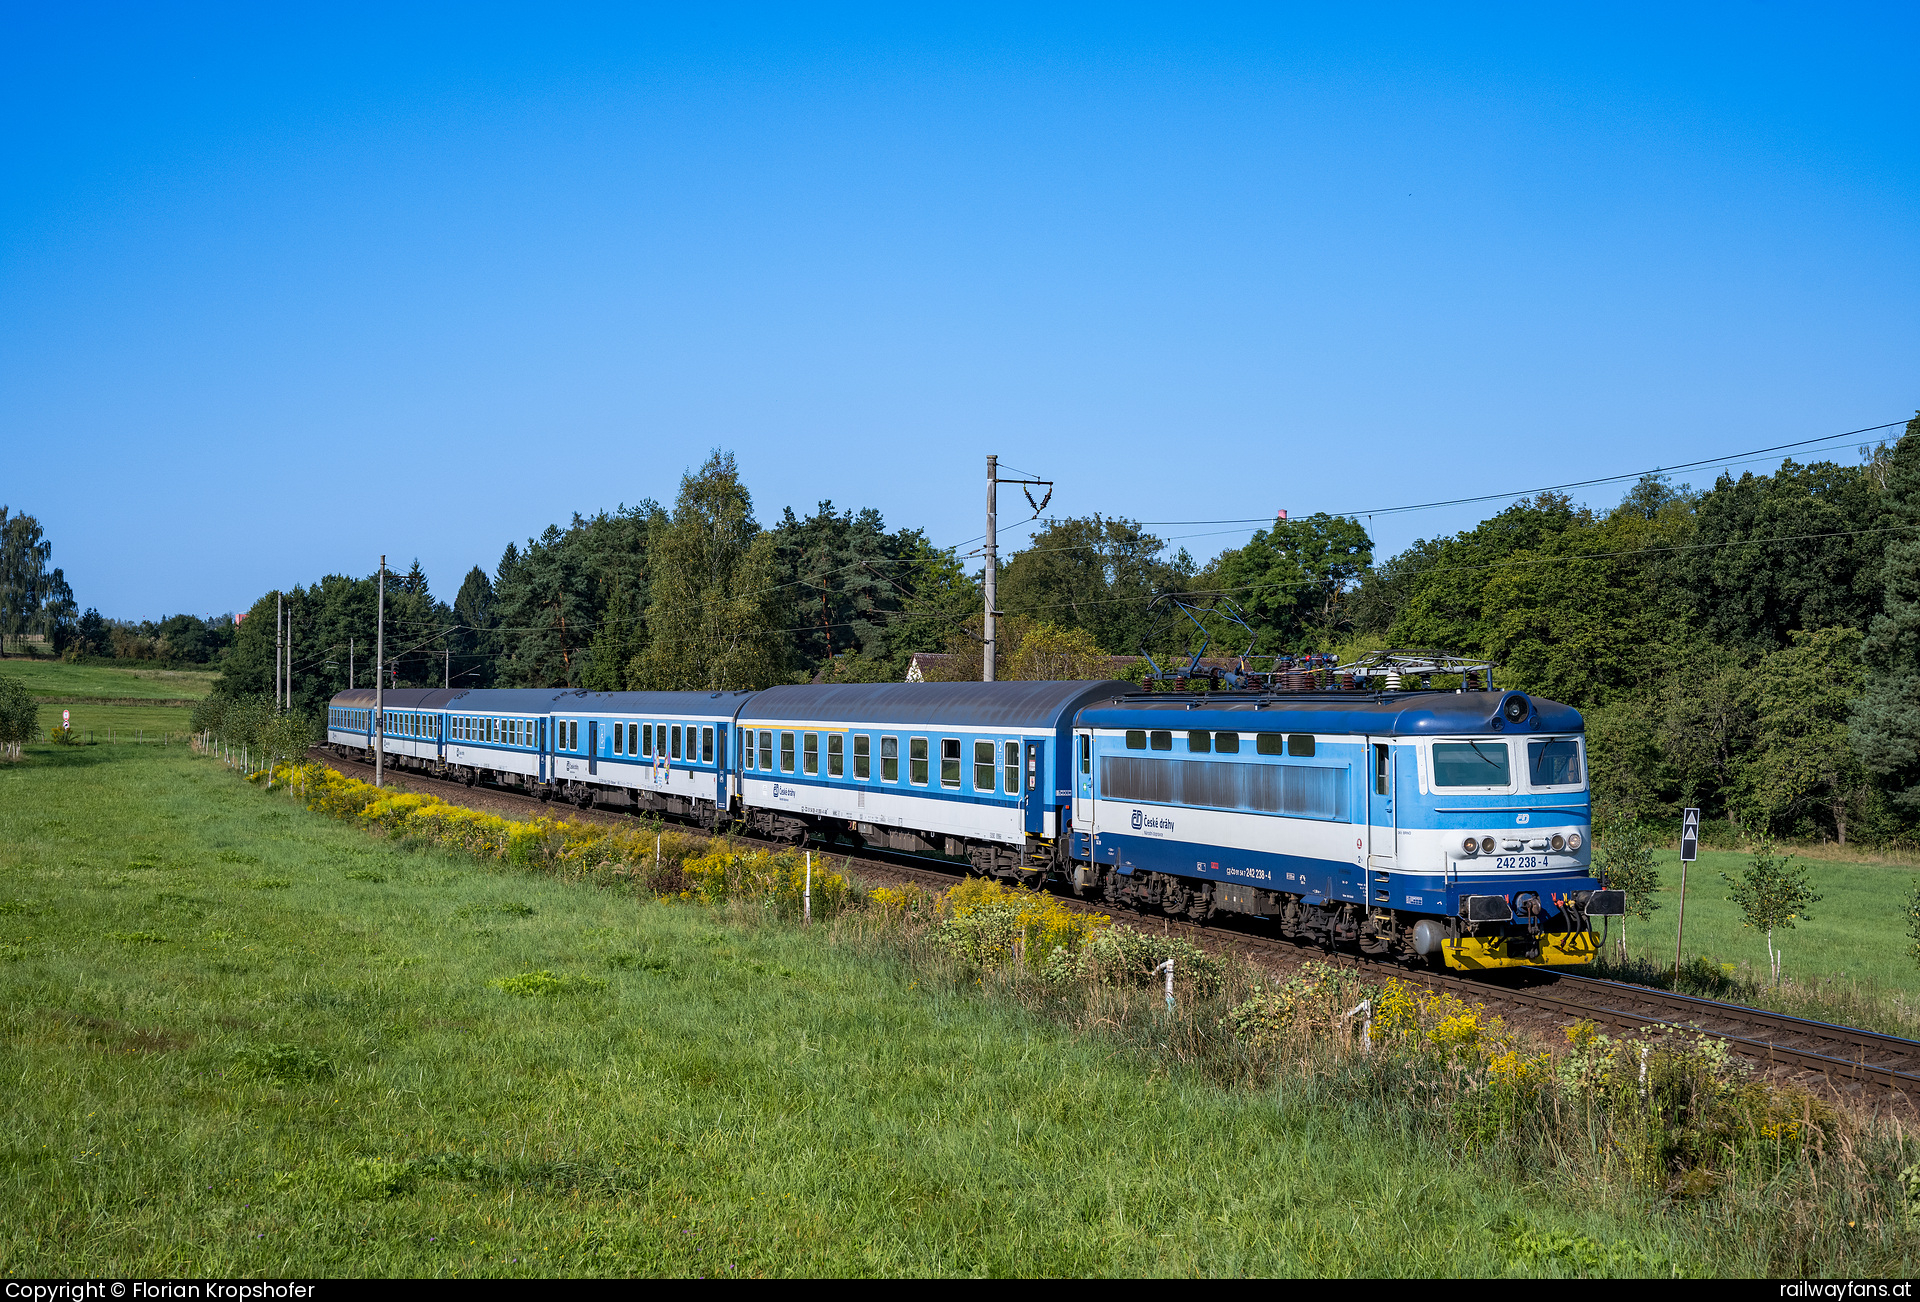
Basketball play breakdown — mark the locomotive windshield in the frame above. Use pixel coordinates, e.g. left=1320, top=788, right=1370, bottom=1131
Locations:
left=1432, top=741, right=1511, bottom=787
left=1527, top=738, right=1584, bottom=788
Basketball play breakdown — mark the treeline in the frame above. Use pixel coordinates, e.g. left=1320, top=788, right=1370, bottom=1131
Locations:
left=220, top=421, right=1920, bottom=846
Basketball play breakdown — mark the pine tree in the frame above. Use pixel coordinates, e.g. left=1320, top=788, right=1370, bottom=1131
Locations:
left=1852, top=414, right=1920, bottom=809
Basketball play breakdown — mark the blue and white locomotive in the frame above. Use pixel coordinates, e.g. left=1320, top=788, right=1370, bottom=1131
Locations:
left=327, top=676, right=1620, bottom=972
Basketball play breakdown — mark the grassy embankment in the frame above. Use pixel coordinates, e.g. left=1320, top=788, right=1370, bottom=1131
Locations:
left=1593, top=847, right=1920, bottom=1036
left=2, top=740, right=1860, bottom=1278
left=0, top=658, right=214, bottom=741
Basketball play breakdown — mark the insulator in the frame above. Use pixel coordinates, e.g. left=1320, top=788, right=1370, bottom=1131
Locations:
left=1385, top=671, right=1402, bottom=690
left=1341, top=673, right=1358, bottom=691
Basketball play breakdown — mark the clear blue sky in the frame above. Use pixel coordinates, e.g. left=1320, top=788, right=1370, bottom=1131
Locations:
left=4, top=4, right=1915, bottom=619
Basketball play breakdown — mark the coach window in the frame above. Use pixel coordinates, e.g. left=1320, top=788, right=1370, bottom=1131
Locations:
left=628, top=723, right=639, bottom=755
left=759, top=730, right=774, bottom=771
left=974, top=740, right=994, bottom=791
left=828, top=734, right=844, bottom=777
left=1257, top=733, right=1283, bottom=756
left=880, top=735, right=899, bottom=782
left=1287, top=734, right=1315, bottom=758
left=1007, top=740, right=1022, bottom=794
left=667, top=725, right=679, bottom=760
left=780, top=731, right=796, bottom=773
left=1215, top=732, right=1240, bottom=754
left=803, top=733, right=819, bottom=776
left=702, top=727, right=714, bottom=764
left=853, top=734, right=870, bottom=779
left=1125, top=729, right=1146, bottom=750
left=611, top=724, right=622, bottom=755
left=1187, top=730, right=1210, bottom=754
left=909, top=737, right=930, bottom=786
left=940, top=739, right=961, bottom=788
left=655, top=724, right=666, bottom=758
left=571, top=721, right=580, bottom=750
left=1149, top=730, right=1172, bottom=751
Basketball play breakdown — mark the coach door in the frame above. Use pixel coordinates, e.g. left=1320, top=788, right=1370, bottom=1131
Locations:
left=1072, top=731, right=1094, bottom=834
left=587, top=722, right=598, bottom=776
left=1023, top=742, right=1045, bottom=836
left=1366, top=739, right=1397, bottom=873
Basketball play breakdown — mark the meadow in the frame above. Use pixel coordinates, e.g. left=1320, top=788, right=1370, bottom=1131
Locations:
left=0, top=658, right=217, bottom=702
left=0, top=741, right=1848, bottom=1279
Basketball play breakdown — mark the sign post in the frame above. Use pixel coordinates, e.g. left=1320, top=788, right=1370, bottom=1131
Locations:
left=1674, top=807, right=1699, bottom=978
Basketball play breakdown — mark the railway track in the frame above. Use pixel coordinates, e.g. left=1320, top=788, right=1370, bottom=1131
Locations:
left=305, top=747, right=1920, bottom=1106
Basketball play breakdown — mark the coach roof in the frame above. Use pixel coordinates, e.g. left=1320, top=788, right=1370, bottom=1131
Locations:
left=1075, top=690, right=1583, bottom=735
left=743, top=681, right=1134, bottom=730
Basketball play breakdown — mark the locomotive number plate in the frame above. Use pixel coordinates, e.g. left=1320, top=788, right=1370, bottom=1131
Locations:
left=1494, top=856, right=1545, bottom=870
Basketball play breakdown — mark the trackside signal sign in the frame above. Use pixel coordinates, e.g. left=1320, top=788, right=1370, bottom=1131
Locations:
left=1681, top=807, right=1700, bottom=862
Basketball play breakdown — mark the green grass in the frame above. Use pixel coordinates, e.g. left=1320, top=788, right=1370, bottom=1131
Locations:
left=34, top=702, right=196, bottom=741
left=0, top=744, right=1713, bottom=1278
left=0, top=659, right=217, bottom=702
left=1609, top=847, right=1920, bottom=994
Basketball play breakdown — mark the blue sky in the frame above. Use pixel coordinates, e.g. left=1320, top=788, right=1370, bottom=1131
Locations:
left=3, top=4, right=1915, bottom=619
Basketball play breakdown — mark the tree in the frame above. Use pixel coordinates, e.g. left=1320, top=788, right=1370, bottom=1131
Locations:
left=1198, top=514, right=1373, bottom=652
left=1592, top=814, right=1661, bottom=962
left=0, top=507, right=55, bottom=650
left=1853, top=416, right=1920, bottom=811
left=0, top=674, right=36, bottom=759
left=1721, top=836, right=1821, bottom=982
left=997, top=516, right=1188, bottom=659
left=1742, top=627, right=1869, bottom=841
left=1006, top=622, right=1110, bottom=681
left=627, top=451, right=788, bottom=691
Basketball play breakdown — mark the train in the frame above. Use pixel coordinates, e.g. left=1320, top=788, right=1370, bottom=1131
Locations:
left=326, top=677, right=1623, bottom=972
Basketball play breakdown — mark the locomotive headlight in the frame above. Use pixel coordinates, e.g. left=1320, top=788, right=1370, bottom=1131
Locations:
left=1480, top=836, right=1496, bottom=853
left=1550, top=833, right=1565, bottom=851
left=1462, top=837, right=1479, bottom=855
left=1502, top=693, right=1530, bottom=723
left=1567, top=831, right=1582, bottom=851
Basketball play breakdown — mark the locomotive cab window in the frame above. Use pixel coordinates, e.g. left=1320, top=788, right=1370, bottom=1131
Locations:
left=1286, top=734, right=1315, bottom=758
left=1432, top=740, right=1512, bottom=788
left=1527, top=739, right=1584, bottom=789
left=1078, top=735, right=1090, bottom=775
left=1374, top=744, right=1390, bottom=795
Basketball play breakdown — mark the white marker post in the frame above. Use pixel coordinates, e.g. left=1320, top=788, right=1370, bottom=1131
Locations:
left=804, top=851, right=812, bottom=926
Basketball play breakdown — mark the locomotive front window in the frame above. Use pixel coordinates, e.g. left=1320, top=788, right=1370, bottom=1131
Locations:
left=854, top=734, right=870, bottom=779
left=1287, top=734, right=1315, bottom=758
left=881, top=735, right=898, bottom=782
left=1187, top=731, right=1210, bottom=753
left=828, top=734, right=844, bottom=777
left=1433, top=741, right=1511, bottom=787
left=974, top=741, right=995, bottom=791
left=1527, top=739, right=1583, bottom=788
left=1214, top=732, right=1240, bottom=754
left=1009, top=740, right=1022, bottom=793
left=910, top=737, right=929, bottom=786
left=1125, top=730, right=1146, bottom=750
left=1149, top=731, right=1172, bottom=751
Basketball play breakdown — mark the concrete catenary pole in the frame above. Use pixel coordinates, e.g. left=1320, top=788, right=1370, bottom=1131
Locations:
left=286, top=611, right=293, bottom=709
left=983, top=455, right=997, bottom=682
left=375, top=556, right=386, bottom=789
left=275, top=592, right=283, bottom=709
